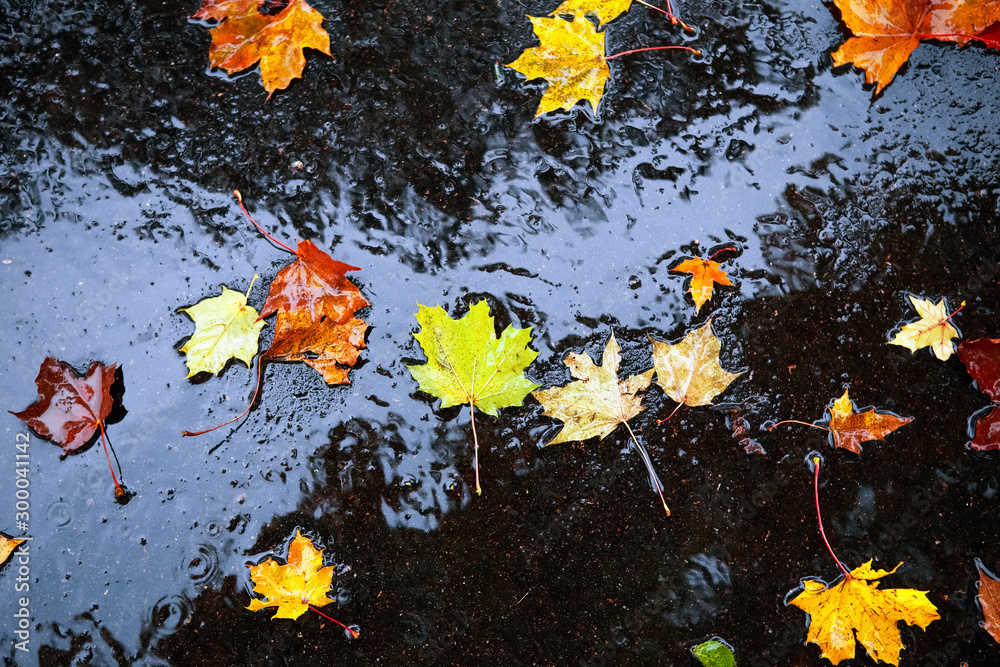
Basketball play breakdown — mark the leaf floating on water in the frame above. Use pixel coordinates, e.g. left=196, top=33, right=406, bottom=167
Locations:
left=788, top=560, right=939, bottom=666
left=977, top=558, right=1000, bottom=644
left=692, top=638, right=737, bottom=667
left=179, top=278, right=265, bottom=378
left=551, top=0, right=633, bottom=26
left=671, top=256, right=733, bottom=312
left=192, top=0, right=332, bottom=95
left=0, top=533, right=26, bottom=569
left=958, top=338, right=1000, bottom=450
left=649, top=321, right=743, bottom=408
left=247, top=530, right=336, bottom=620
left=827, top=389, right=912, bottom=455
left=888, top=294, right=961, bottom=361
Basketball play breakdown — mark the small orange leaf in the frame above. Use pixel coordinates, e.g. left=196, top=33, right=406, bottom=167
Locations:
left=671, top=257, right=733, bottom=312
left=977, top=558, right=1000, bottom=644
left=247, top=530, right=335, bottom=620
left=828, top=389, right=912, bottom=454
left=788, top=560, right=939, bottom=665
left=192, top=0, right=332, bottom=96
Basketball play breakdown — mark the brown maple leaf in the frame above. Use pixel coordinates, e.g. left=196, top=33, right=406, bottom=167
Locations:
left=831, top=0, right=1000, bottom=93
left=977, top=558, right=1000, bottom=644
left=827, top=389, right=913, bottom=454
left=10, top=357, right=117, bottom=454
left=192, top=0, right=331, bottom=96
left=958, top=338, right=1000, bottom=451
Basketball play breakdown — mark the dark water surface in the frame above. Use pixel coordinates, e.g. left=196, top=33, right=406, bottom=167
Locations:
left=2, top=0, right=1000, bottom=664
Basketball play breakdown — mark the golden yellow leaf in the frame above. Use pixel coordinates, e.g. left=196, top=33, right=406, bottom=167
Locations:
left=506, top=15, right=609, bottom=116
left=888, top=294, right=961, bottom=361
left=671, top=257, right=733, bottom=312
left=650, top=321, right=743, bottom=407
left=788, top=560, right=940, bottom=665
left=552, top=0, right=632, bottom=26
left=179, top=278, right=265, bottom=378
left=533, top=332, right=653, bottom=445
left=247, top=530, right=335, bottom=620
left=0, top=533, right=26, bottom=568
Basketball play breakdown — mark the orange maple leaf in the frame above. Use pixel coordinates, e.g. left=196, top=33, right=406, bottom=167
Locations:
left=247, top=530, right=334, bottom=620
left=827, top=389, right=913, bottom=454
left=671, top=257, right=733, bottom=312
left=830, top=0, right=1000, bottom=93
left=192, top=0, right=331, bottom=96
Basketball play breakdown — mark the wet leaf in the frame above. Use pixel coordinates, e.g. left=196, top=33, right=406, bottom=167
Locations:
left=261, top=240, right=370, bottom=385
left=0, top=533, right=26, bottom=568
left=976, top=558, right=1000, bottom=644
left=192, top=0, right=332, bottom=96
left=830, top=0, right=1000, bottom=93
left=406, top=300, right=539, bottom=417
left=888, top=294, right=961, bottom=361
left=552, top=0, right=632, bottom=26
left=671, top=257, right=733, bottom=312
left=532, top=332, right=653, bottom=445
left=179, top=278, right=265, bottom=377
left=506, top=15, right=609, bottom=116
left=958, top=338, right=1000, bottom=450
left=788, top=560, right=939, bottom=666
left=649, top=321, right=743, bottom=408
left=827, top=389, right=913, bottom=455
left=247, top=530, right=335, bottom=620
left=10, top=357, right=117, bottom=454
left=692, top=639, right=737, bottom=667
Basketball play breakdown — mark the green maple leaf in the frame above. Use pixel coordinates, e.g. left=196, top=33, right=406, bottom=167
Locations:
left=179, top=277, right=266, bottom=377
left=406, top=300, right=539, bottom=494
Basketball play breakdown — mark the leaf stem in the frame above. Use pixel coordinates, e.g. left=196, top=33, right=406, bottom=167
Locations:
left=470, top=402, right=482, bottom=496
left=623, top=421, right=670, bottom=516
left=768, top=419, right=831, bottom=433
left=233, top=190, right=297, bottom=255
left=707, top=245, right=738, bottom=261
left=634, top=0, right=694, bottom=32
left=308, top=605, right=359, bottom=638
left=182, top=357, right=265, bottom=437
left=656, top=401, right=683, bottom=425
left=813, top=456, right=850, bottom=579
left=913, top=32, right=1000, bottom=48
left=97, top=421, right=125, bottom=498
left=606, top=45, right=701, bottom=60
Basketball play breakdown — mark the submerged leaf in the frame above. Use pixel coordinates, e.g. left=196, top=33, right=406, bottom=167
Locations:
left=506, top=15, right=610, bottom=116
left=192, top=0, right=332, bottom=95
left=179, top=279, right=265, bottom=377
left=247, top=530, right=335, bottom=620
left=532, top=332, right=653, bottom=445
left=888, top=294, right=961, bottom=361
left=788, top=560, right=939, bottom=666
left=10, top=357, right=117, bottom=454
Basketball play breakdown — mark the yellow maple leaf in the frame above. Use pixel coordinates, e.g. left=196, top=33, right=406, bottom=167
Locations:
left=192, top=0, right=332, bottom=96
left=552, top=0, right=633, bottom=26
left=788, top=560, right=940, bottom=666
left=0, top=533, right=26, bottom=568
left=506, top=15, right=610, bottom=116
left=671, top=257, right=733, bottom=312
left=650, top=321, right=743, bottom=408
left=888, top=294, right=961, bottom=361
left=247, top=530, right=335, bottom=620
left=179, top=277, right=266, bottom=378
left=532, top=332, right=653, bottom=445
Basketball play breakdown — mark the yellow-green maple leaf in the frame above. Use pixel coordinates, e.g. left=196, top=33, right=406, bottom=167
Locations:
left=506, top=15, right=610, bottom=116
left=179, top=277, right=266, bottom=377
left=650, top=321, right=743, bottom=408
left=552, top=0, right=633, bottom=26
left=247, top=530, right=335, bottom=620
left=788, top=560, right=940, bottom=665
left=888, top=294, right=961, bottom=361
left=406, top=300, right=539, bottom=493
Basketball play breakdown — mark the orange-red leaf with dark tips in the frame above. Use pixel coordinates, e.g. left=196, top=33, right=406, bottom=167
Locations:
left=827, top=389, right=913, bottom=454
left=958, top=338, right=1000, bottom=450
left=10, top=357, right=117, bottom=454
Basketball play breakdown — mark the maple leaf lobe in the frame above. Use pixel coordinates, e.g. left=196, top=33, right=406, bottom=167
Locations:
left=788, top=560, right=939, bottom=665
left=407, top=301, right=539, bottom=416
left=532, top=332, right=653, bottom=445
left=0, top=533, right=26, bottom=569
left=506, top=15, right=610, bottom=116
left=11, top=357, right=117, bottom=453
left=828, top=389, right=913, bottom=454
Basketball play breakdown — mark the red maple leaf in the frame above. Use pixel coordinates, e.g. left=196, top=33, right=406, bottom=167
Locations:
left=958, top=338, right=1000, bottom=451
